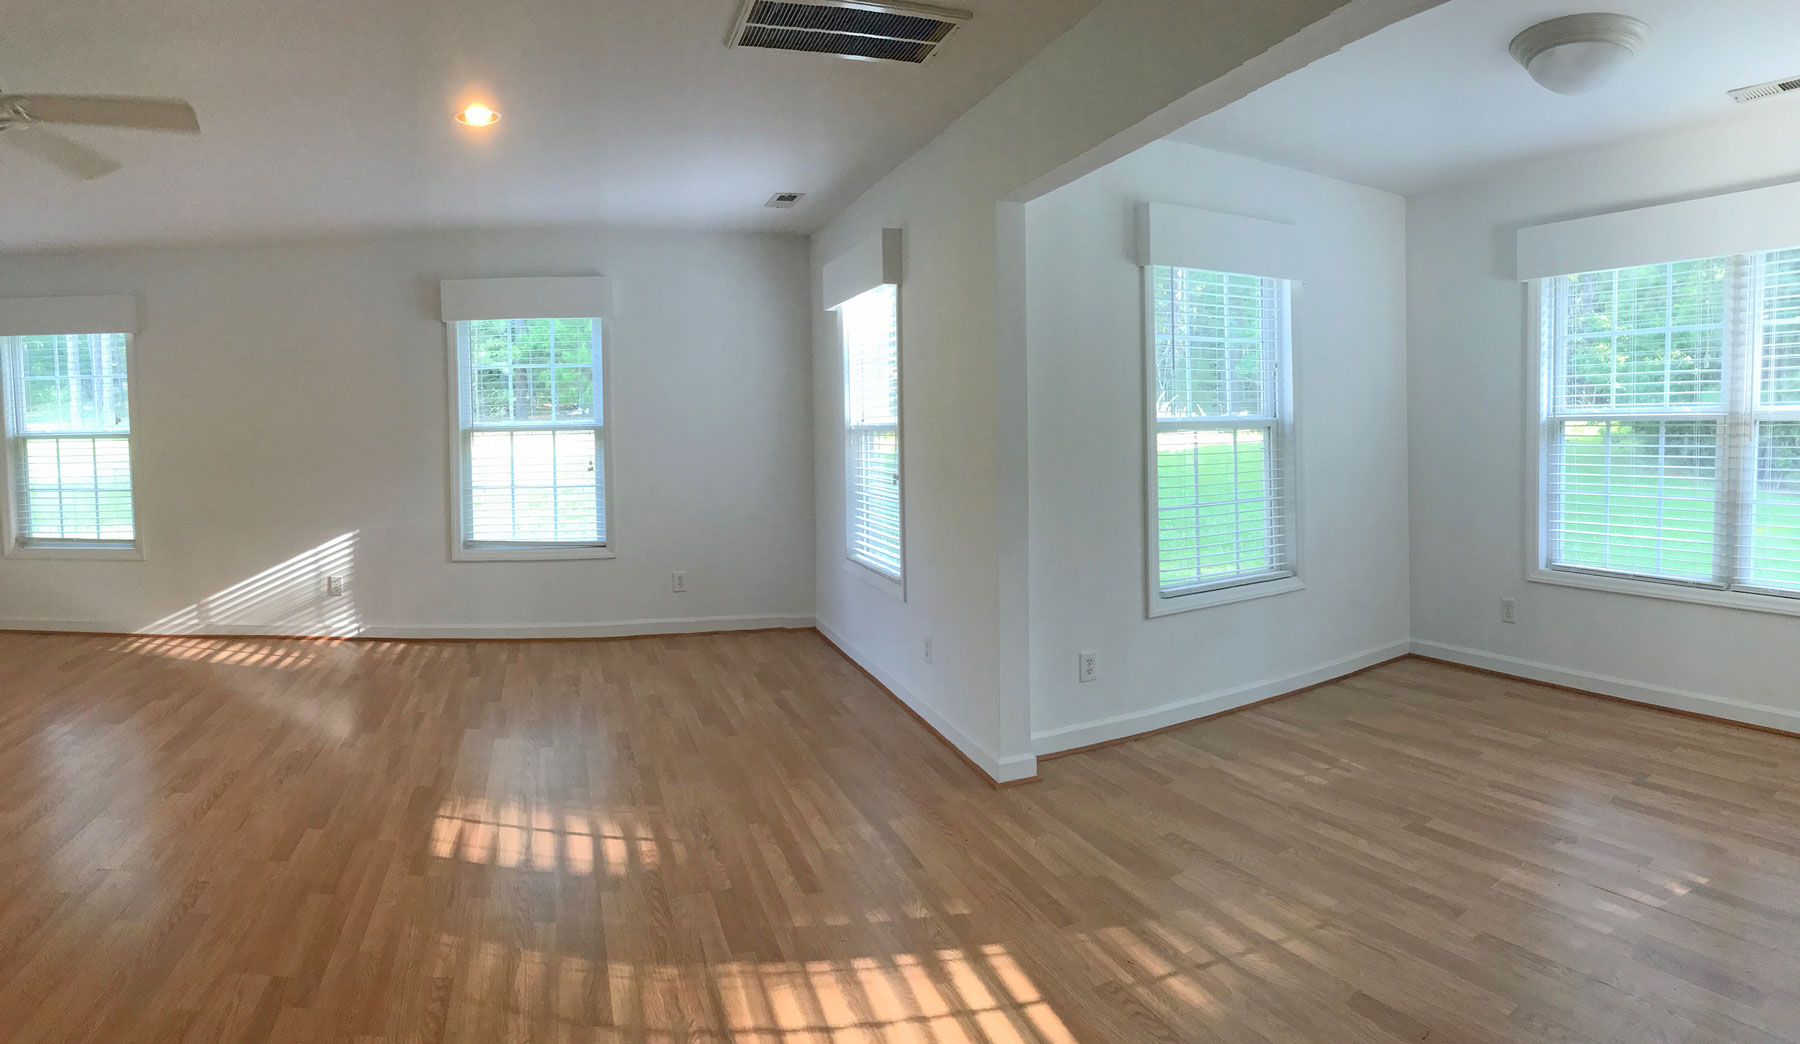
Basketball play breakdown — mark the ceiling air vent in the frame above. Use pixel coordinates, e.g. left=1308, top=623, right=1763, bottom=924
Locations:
left=729, top=0, right=972, bottom=65
left=766, top=192, right=806, bottom=208
left=1730, top=74, right=1800, bottom=104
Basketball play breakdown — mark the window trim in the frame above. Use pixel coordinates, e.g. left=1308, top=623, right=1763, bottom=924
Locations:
left=1141, top=270, right=1303, bottom=618
left=838, top=284, right=905, bottom=600
left=443, top=318, right=615, bottom=563
left=0, top=331, right=144, bottom=561
left=1523, top=277, right=1800, bottom=617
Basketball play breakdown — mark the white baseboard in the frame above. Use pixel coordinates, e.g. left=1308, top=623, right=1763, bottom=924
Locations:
left=1032, top=640, right=1412, bottom=755
left=368, top=614, right=815, bottom=639
left=0, top=613, right=815, bottom=641
left=815, top=618, right=1038, bottom=784
left=1410, top=639, right=1800, bottom=736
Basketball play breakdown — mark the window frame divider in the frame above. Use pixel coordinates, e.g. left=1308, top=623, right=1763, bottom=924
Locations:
left=1716, top=254, right=1755, bottom=587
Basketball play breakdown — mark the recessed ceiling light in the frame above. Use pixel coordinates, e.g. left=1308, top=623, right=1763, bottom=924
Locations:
left=455, top=103, right=501, bottom=127
left=1509, top=13, right=1649, bottom=95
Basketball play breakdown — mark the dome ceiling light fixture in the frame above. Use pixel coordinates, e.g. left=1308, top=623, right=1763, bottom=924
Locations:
left=1509, top=13, right=1650, bottom=95
left=455, top=103, right=501, bottom=127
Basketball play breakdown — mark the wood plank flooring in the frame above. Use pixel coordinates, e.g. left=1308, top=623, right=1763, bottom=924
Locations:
left=2, top=630, right=1799, bottom=1042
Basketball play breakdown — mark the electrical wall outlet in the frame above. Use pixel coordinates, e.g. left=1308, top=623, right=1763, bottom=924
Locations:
left=325, top=575, right=345, bottom=597
left=671, top=571, right=688, bottom=593
left=923, top=637, right=933, bottom=665
left=1078, top=651, right=1098, bottom=683
left=1501, top=597, right=1516, bottom=624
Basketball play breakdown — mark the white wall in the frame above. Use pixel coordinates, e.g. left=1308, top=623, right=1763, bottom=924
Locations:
left=1024, top=141, right=1411, bottom=752
left=0, top=227, right=814, bottom=637
left=812, top=0, right=1438, bottom=784
left=1409, top=102, right=1800, bottom=730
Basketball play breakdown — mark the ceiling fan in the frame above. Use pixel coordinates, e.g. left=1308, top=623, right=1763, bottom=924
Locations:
left=0, top=92, right=199, bottom=180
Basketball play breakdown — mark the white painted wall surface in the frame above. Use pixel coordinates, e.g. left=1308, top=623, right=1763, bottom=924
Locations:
left=1408, top=103, right=1800, bottom=731
left=812, top=0, right=1438, bottom=783
left=0, top=227, right=814, bottom=637
left=1024, top=141, right=1412, bottom=751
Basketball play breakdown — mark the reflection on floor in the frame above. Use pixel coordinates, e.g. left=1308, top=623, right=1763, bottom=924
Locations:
left=1, top=630, right=1798, bottom=1043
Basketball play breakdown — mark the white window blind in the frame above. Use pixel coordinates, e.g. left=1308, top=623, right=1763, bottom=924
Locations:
left=1, top=333, right=136, bottom=548
left=1147, top=266, right=1293, bottom=598
left=452, top=317, right=607, bottom=554
left=1539, top=247, right=1800, bottom=596
left=840, top=283, right=902, bottom=581
left=1744, top=247, right=1800, bottom=591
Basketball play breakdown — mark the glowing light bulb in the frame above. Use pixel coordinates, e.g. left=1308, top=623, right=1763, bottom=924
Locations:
left=456, top=104, right=500, bottom=127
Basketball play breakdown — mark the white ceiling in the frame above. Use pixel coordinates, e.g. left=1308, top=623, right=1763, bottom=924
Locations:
left=1170, top=0, right=1800, bottom=195
left=0, top=0, right=1097, bottom=252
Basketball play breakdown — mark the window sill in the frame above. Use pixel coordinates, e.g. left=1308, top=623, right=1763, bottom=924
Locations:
left=1148, top=574, right=1303, bottom=618
left=5, top=541, right=143, bottom=561
left=453, top=544, right=616, bottom=563
left=1527, top=567, right=1800, bottom=619
left=843, top=557, right=905, bottom=602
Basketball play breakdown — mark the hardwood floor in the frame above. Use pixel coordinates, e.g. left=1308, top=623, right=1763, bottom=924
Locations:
left=2, top=630, right=1799, bottom=1043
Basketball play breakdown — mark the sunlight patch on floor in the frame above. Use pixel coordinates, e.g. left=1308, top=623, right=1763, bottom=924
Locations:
left=430, top=799, right=687, bottom=878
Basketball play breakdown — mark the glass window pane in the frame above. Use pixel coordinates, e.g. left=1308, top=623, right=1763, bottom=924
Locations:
left=1745, top=421, right=1800, bottom=591
left=1155, top=427, right=1282, bottom=592
left=1151, top=267, right=1279, bottom=421
left=1547, top=419, right=1717, bottom=582
left=13, top=333, right=131, bottom=434
left=555, top=367, right=594, bottom=420
left=14, top=435, right=134, bottom=542
left=841, top=285, right=902, bottom=580
left=842, top=286, right=899, bottom=427
left=1760, top=248, right=1800, bottom=407
left=1554, top=260, right=1729, bottom=411
left=464, top=318, right=599, bottom=426
left=473, top=368, right=513, bottom=423
left=846, top=424, right=901, bottom=577
left=464, top=429, right=602, bottom=545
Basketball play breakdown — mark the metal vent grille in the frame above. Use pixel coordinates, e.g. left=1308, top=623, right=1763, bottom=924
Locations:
left=1730, top=75, right=1800, bottom=103
left=730, top=0, right=970, bottom=65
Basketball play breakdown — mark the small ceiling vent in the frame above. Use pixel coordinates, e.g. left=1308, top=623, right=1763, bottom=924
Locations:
left=1730, top=74, right=1800, bottom=104
left=729, top=0, right=972, bottom=65
left=766, top=192, right=806, bottom=208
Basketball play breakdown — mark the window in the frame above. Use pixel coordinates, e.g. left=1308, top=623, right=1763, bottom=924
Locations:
left=450, top=317, right=608, bottom=559
left=1, top=332, right=137, bottom=554
left=1146, top=266, right=1295, bottom=610
left=1536, top=247, right=1800, bottom=598
left=840, top=283, right=903, bottom=584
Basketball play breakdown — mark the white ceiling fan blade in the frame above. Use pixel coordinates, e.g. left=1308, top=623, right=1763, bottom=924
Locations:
left=4, top=94, right=199, bottom=134
left=6, top=126, right=123, bottom=179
